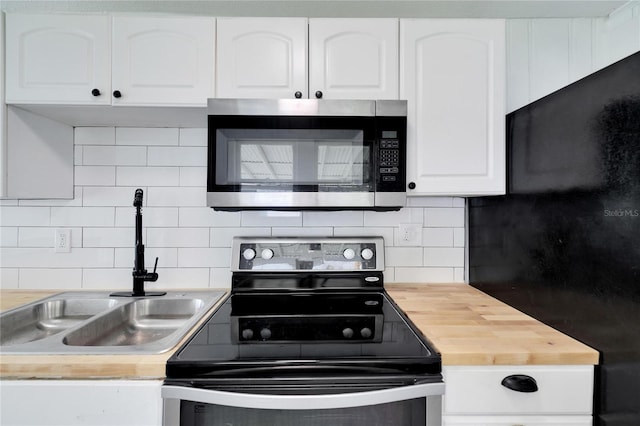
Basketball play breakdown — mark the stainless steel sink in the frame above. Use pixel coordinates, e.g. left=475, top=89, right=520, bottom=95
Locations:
left=0, top=291, right=225, bottom=354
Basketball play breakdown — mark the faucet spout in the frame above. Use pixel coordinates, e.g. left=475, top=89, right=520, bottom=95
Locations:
left=111, top=189, right=166, bottom=297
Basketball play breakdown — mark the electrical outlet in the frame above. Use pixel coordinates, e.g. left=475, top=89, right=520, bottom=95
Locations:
left=398, top=223, right=422, bottom=246
left=55, top=228, right=71, bottom=253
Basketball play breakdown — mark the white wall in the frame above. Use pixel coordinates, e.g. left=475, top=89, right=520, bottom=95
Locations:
left=507, top=1, right=640, bottom=112
left=0, top=127, right=466, bottom=290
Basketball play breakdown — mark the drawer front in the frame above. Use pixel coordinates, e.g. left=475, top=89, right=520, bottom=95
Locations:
left=443, top=365, right=594, bottom=415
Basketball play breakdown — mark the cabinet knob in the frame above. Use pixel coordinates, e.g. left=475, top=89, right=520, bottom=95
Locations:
left=408, top=182, right=416, bottom=190
left=294, top=91, right=303, bottom=99
left=91, top=88, right=101, bottom=97
left=315, top=91, right=323, bottom=99
left=501, top=375, right=538, bottom=393
left=113, top=90, right=122, bottom=99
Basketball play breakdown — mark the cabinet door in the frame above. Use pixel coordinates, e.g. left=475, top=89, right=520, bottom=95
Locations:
left=401, top=19, right=505, bottom=196
left=112, top=16, right=215, bottom=106
left=216, top=18, right=308, bottom=99
left=309, top=19, right=399, bottom=100
left=5, top=14, right=111, bottom=105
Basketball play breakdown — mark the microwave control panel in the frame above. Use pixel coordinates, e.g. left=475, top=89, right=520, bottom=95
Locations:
left=376, top=118, right=406, bottom=192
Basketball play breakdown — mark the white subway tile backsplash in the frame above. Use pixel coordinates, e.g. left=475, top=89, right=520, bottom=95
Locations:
left=1, top=207, right=50, bottom=226
left=421, top=228, right=454, bottom=247
left=179, top=128, right=207, bottom=146
left=114, top=247, right=178, bottom=268
left=82, top=268, right=131, bottom=290
left=178, top=248, right=230, bottom=268
left=1, top=126, right=469, bottom=290
left=83, top=146, right=147, bottom=166
left=333, top=227, right=394, bottom=244
left=83, top=228, right=134, bottom=248
left=364, top=208, right=422, bottom=227
left=19, top=269, right=82, bottom=289
left=51, top=207, right=114, bottom=227
left=75, top=127, right=115, bottom=146
left=395, top=267, right=455, bottom=283
left=1, top=269, right=19, bottom=288
left=424, top=207, right=465, bottom=227
left=0, top=248, right=114, bottom=268
left=423, top=247, right=464, bottom=267
left=148, top=147, right=207, bottom=167
left=179, top=208, right=240, bottom=228
left=116, top=128, right=179, bottom=146
left=154, top=268, right=210, bottom=289
left=454, top=228, right=466, bottom=247
left=272, top=227, right=332, bottom=237
left=115, top=207, right=179, bottom=228
left=179, top=167, right=207, bottom=187
left=303, top=211, right=363, bottom=227
left=75, top=166, right=116, bottom=186
left=0, top=228, right=18, bottom=247
left=385, top=247, right=423, bottom=267
left=241, top=211, right=302, bottom=227
left=210, top=267, right=232, bottom=288
left=83, top=186, right=139, bottom=207
left=116, top=167, right=180, bottom=187
left=147, top=228, right=209, bottom=248
left=18, top=227, right=82, bottom=248
left=210, top=227, right=271, bottom=247
left=147, top=187, right=206, bottom=207
left=454, top=268, right=465, bottom=282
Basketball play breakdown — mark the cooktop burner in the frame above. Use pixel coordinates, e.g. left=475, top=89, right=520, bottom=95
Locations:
left=165, top=237, right=441, bottom=379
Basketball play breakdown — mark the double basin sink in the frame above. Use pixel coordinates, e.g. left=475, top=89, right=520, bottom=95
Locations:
left=0, top=291, right=225, bottom=354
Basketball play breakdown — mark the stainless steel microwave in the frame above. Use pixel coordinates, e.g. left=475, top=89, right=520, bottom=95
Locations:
left=207, top=99, right=407, bottom=211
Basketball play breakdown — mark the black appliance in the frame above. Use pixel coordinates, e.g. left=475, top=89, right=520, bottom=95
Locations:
left=163, top=237, right=443, bottom=426
left=206, top=99, right=407, bottom=211
left=469, top=51, right=640, bottom=425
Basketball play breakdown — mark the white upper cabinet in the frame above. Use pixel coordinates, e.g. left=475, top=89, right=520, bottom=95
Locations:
left=5, top=14, right=111, bottom=105
left=216, top=18, right=398, bottom=100
left=216, top=18, right=308, bottom=99
left=5, top=14, right=215, bottom=106
left=309, top=19, right=398, bottom=100
left=112, top=16, right=215, bottom=106
left=401, top=19, right=506, bottom=196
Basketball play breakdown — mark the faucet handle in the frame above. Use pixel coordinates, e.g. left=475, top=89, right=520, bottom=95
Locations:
left=147, top=257, right=159, bottom=282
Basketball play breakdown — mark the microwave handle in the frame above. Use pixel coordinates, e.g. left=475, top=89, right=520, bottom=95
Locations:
left=162, top=382, right=444, bottom=410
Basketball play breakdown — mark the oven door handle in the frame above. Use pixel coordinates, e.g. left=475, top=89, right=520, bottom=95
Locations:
left=162, top=382, right=445, bottom=410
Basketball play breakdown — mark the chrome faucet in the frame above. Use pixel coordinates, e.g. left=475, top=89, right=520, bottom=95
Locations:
left=111, top=189, right=165, bottom=297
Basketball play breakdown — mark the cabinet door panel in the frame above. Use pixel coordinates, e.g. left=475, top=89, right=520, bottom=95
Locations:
left=112, top=16, right=215, bottom=106
left=309, top=19, right=399, bottom=99
left=5, top=14, right=110, bottom=104
left=217, top=18, right=307, bottom=99
left=401, top=19, right=505, bottom=196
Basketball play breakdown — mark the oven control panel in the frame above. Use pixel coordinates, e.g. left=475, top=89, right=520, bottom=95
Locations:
left=231, top=237, right=385, bottom=272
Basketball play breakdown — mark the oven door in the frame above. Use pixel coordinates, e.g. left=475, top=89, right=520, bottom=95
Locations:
left=162, top=378, right=444, bottom=426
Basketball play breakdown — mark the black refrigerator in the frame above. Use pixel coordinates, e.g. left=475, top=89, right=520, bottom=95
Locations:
left=469, top=51, right=640, bottom=426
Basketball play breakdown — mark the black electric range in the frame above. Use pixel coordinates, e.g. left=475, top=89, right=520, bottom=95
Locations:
left=165, top=237, right=441, bottom=385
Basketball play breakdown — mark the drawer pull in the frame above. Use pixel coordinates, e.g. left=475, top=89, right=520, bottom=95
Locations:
left=501, top=375, right=538, bottom=393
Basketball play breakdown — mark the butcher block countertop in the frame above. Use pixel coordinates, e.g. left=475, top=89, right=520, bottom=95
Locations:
left=386, top=284, right=599, bottom=366
left=0, top=285, right=598, bottom=379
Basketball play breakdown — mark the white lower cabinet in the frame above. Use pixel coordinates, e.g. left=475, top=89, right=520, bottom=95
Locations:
left=0, top=380, right=163, bottom=426
left=442, top=365, right=594, bottom=426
